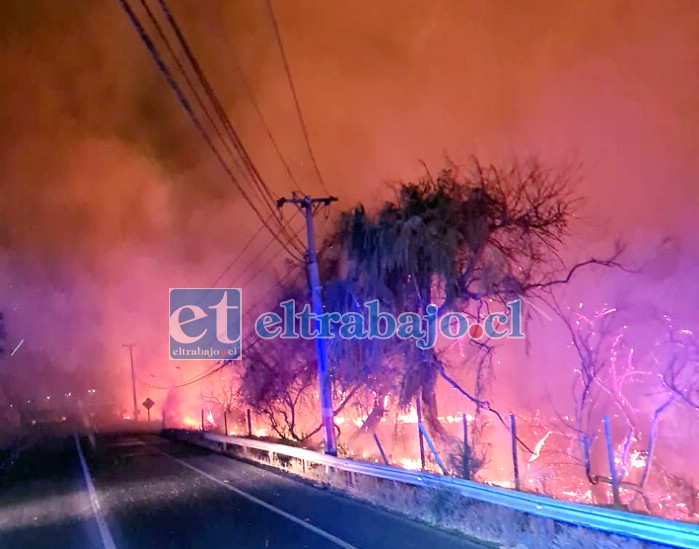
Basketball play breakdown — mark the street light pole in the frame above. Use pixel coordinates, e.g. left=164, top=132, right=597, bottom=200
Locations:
left=122, top=343, right=138, bottom=421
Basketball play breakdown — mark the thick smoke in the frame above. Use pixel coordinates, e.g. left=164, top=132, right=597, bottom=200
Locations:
left=0, top=0, right=698, bottom=477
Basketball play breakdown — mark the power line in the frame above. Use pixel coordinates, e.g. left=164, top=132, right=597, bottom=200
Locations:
left=239, top=264, right=305, bottom=324
left=208, top=195, right=331, bottom=304
left=141, top=258, right=303, bottom=391
left=117, top=0, right=303, bottom=259
left=239, top=228, right=335, bottom=307
left=140, top=216, right=314, bottom=391
left=190, top=208, right=302, bottom=311
left=139, top=360, right=229, bottom=390
left=207, top=210, right=278, bottom=289
left=177, top=213, right=305, bottom=353
left=117, top=0, right=306, bottom=390
left=264, top=0, right=330, bottom=195
left=227, top=214, right=304, bottom=289
left=225, top=46, right=305, bottom=194
left=136, top=0, right=276, bottom=213
left=141, top=262, right=305, bottom=391
left=145, top=207, right=332, bottom=391
left=155, top=0, right=279, bottom=206
left=136, top=216, right=329, bottom=392
left=139, top=313, right=284, bottom=390
left=154, top=0, right=304, bottom=252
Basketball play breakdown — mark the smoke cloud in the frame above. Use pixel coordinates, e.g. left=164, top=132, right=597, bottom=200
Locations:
left=0, top=0, right=698, bottom=472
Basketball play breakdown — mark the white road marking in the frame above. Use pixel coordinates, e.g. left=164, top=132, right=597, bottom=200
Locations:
left=161, top=451, right=360, bottom=549
left=74, top=435, right=117, bottom=549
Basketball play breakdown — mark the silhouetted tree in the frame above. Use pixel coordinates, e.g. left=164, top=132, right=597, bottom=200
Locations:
left=551, top=299, right=699, bottom=515
left=202, top=369, right=244, bottom=434
left=327, top=157, right=619, bottom=464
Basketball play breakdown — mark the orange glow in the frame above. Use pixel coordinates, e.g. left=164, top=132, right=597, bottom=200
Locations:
left=182, top=416, right=199, bottom=429
left=3, top=0, right=696, bottom=525
left=396, top=407, right=418, bottom=424
left=400, top=458, right=422, bottom=471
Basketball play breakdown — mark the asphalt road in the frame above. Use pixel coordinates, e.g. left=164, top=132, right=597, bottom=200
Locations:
left=0, top=433, right=489, bottom=549
left=0, top=437, right=103, bottom=548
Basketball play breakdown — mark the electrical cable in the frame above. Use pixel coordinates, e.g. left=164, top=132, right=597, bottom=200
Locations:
left=117, top=0, right=303, bottom=259
left=263, top=0, right=330, bottom=195
left=156, top=0, right=303, bottom=251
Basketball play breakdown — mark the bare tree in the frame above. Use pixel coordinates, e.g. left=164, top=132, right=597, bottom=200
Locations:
left=240, top=338, right=317, bottom=442
left=551, top=299, right=699, bottom=514
left=330, top=157, right=618, bottom=464
left=202, top=369, right=241, bottom=434
left=661, top=327, right=699, bottom=411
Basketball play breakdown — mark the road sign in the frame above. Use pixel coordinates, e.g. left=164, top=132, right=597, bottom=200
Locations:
left=142, top=397, right=155, bottom=421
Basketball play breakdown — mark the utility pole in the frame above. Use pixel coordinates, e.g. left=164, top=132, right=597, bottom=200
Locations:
left=277, top=194, right=338, bottom=455
left=122, top=343, right=139, bottom=422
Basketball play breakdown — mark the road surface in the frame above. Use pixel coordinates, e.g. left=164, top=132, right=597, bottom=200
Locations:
left=0, top=433, right=490, bottom=549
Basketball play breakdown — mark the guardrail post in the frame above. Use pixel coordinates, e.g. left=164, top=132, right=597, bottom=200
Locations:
left=373, top=433, right=389, bottom=465
left=603, top=416, right=621, bottom=507
left=462, top=413, right=471, bottom=480
left=416, top=398, right=426, bottom=470
left=510, top=413, right=520, bottom=490
left=247, top=409, right=252, bottom=437
left=418, top=423, right=448, bottom=475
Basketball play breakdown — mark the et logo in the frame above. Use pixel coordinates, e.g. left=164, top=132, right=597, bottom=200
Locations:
left=169, top=289, right=242, bottom=360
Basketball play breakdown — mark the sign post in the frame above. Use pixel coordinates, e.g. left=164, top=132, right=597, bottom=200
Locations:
left=142, top=397, right=155, bottom=422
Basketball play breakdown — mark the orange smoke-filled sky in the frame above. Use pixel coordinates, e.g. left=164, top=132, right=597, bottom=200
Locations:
left=0, top=0, right=698, bottom=410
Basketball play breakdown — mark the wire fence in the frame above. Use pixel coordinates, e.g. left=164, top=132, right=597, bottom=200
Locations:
left=171, top=401, right=699, bottom=527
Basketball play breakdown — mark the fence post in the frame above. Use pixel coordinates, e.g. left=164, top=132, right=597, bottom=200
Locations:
left=603, top=416, right=621, bottom=507
left=510, top=413, right=520, bottom=490
left=462, top=413, right=471, bottom=480
left=416, top=397, right=426, bottom=470
left=373, top=433, right=389, bottom=465
left=247, top=409, right=252, bottom=437
left=418, top=423, right=448, bottom=475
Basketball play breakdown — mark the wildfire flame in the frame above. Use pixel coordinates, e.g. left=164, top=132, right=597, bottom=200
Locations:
left=397, top=407, right=418, bottom=424
left=352, top=416, right=368, bottom=427
left=629, top=450, right=647, bottom=469
left=400, top=458, right=422, bottom=470
left=528, top=431, right=552, bottom=463
left=182, top=416, right=199, bottom=429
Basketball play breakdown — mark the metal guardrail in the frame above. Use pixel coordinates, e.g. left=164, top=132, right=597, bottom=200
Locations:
left=172, top=430, right=699, bottom=549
